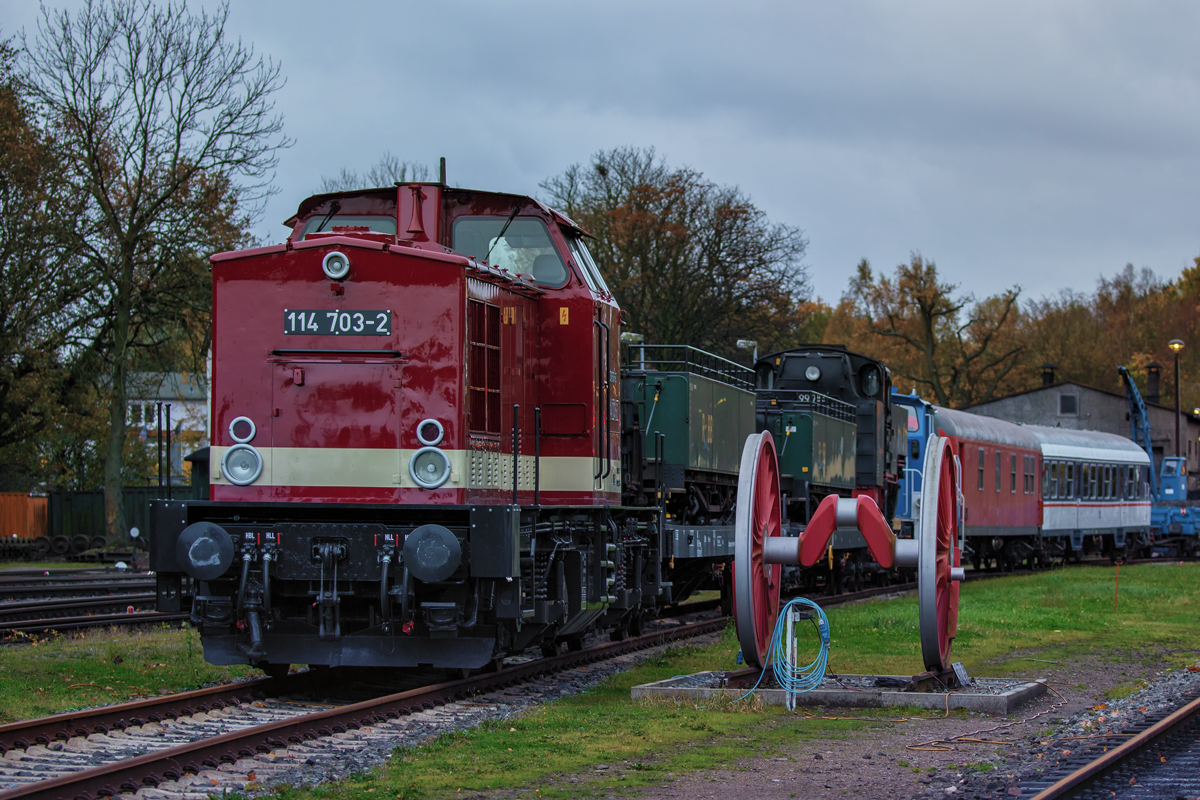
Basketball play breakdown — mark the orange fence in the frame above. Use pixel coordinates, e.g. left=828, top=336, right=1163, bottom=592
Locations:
left=0, top=492, right=48, bottom=541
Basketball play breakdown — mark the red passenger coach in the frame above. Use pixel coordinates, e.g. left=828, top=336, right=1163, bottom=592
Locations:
left=932, top=408, right=1042, bottom=570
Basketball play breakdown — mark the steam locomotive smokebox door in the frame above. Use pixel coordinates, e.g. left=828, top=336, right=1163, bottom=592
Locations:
left=468, top=505, right=520, bottom=578
left=270, top=360, right=402, bottom=489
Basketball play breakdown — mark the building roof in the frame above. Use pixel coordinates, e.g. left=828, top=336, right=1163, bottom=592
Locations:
left=961, top=379, right=1181, bottom=414
left=127, top=372, right=207, bottom=402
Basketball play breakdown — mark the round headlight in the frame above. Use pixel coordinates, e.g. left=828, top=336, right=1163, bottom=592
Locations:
left=805, top=365, right=821, bottom=381
left=322, top=250, right=350, bottom=281
left=229, top=415, right=256, bottom=443
left=416, top=418, right=445, bottom=447
left=222, top=443, right=263, bottom=486
left=409, top=446, right=451, bottom=489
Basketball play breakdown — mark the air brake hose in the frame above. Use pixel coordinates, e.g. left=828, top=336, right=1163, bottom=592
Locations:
left=235, top=553, right=251, bottom=621
left=261, top=553, right=271, bottom=616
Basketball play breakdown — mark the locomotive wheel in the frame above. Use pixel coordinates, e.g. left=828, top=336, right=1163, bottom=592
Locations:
left=733, top=432, right=783, bottom=668
left=51, top=535, right=70, bottom=555
left=917, top=436, right=961, bottom=673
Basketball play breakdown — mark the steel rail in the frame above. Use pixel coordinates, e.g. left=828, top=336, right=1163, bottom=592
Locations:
left=0, top=675, right=286, bottom=757
left=0, top=594, right=155, bottom=618
left=1028, top=694, right=1200, bottom=799
left=0, top=616, right=725, bottom=800
left=0, top=612, right=188, bottom=636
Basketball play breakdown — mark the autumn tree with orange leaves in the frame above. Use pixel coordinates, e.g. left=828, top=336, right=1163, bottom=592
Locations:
left=828, top=254, right=1023, bottom=408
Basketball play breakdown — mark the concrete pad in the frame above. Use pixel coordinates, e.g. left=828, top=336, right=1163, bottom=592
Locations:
left=631, top=671, right=1047, bottom=715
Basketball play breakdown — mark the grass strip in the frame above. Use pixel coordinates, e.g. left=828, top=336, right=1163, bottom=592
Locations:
left=0, top=624, right=254, bottom=722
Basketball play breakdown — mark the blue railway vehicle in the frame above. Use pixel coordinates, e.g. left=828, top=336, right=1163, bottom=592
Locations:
left=1119, top=366, right=1200, bottom=557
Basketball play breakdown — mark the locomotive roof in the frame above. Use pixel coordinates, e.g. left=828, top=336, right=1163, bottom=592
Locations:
left=1022, top=425, right=1150, bottom=464
left=284, top=184, right=591, bottom=238
left=932, top=407, right=1042, bottom=450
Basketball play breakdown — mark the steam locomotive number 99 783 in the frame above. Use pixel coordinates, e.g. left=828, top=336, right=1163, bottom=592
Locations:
left=284, top=309, right=391, bottom=336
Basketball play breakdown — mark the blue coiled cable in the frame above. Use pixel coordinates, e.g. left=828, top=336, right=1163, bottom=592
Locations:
left=735, top=596, right=830, bottom=701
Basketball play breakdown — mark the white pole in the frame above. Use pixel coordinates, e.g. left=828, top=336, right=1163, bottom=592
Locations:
left=786, top=604, right=797, bottom=711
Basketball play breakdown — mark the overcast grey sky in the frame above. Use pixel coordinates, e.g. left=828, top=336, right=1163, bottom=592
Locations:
left=5, top=0, right=1199, bottom=304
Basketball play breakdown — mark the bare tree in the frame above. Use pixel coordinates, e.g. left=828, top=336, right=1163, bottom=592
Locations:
left=23, top=0, right=291, bottom=541
left=318, top=152, right=430, bottom=193
left=541, top=147, right=810, bottom=359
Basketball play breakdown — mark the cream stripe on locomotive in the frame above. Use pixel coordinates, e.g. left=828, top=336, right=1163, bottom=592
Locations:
left=210, top=445, right=619, bottom=493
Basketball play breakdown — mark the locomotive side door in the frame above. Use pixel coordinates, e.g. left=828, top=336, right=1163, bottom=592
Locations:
left=566, top=235, right=620, bottom=495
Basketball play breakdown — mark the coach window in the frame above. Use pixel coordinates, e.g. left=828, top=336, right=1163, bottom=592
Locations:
left=995, top=450, right=1002, bottom=492
left=977, top=448, right=985, bottom=491
left=1066, top=463, right=1075, bottom=499
left=1050, top=461, right=1059, bottom=498
left=1009, top=454, right=1015, bottom=493
left=1090, top=465, right=1099, bottom=499
left=452, top=217, right=569, bottom=288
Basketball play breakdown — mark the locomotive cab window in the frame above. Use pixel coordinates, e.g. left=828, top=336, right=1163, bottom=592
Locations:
left=452, top=216, right=569, bottom=288
left=567, top=235, right=611, bottom=295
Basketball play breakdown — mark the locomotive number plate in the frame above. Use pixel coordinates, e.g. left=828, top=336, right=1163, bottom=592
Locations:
left=284, top=309, right=392, bottom=336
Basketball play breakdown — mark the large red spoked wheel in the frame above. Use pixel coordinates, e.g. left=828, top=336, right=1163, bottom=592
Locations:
left=918, top=435, right=961, bottom=672
left=733, top=432, right=783, bottom=668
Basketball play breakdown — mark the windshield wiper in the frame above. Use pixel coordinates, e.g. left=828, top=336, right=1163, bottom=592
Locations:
left=315, top=200, right=342, bottom=233
left=483, top=205, right=521, bottom=264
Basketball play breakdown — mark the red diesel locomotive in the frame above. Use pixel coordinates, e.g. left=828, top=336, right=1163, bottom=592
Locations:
left=148, top=180, right=748, bottom=673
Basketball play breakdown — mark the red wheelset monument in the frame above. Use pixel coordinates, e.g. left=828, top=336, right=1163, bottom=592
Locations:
left=733, top=431, right=964, bottom=677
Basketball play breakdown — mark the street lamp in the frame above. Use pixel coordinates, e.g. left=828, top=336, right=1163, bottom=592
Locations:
left=1169, top=339, right=1185, bottom=458
left=736, top=339, right=758, bottom=364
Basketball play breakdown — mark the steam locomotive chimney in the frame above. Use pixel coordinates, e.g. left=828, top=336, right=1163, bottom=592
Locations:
left=1041, top=363, right=1056, bottom=387
left=1147, top=362, right=1162, bottom=404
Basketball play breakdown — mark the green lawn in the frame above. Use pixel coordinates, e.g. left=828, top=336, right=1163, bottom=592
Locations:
left=0, top=625, right=254, bottom=722
left=254, top=562, right=1200, bottom=799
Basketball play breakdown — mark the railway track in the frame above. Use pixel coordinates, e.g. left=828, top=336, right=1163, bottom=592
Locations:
left=1021, top=692, right=1200, bottom=799
left=0, top=554, right=1163, bottom=639
left=0, top=615, right=726, bottom=800
left=0, top=577, right=155, bottom=603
